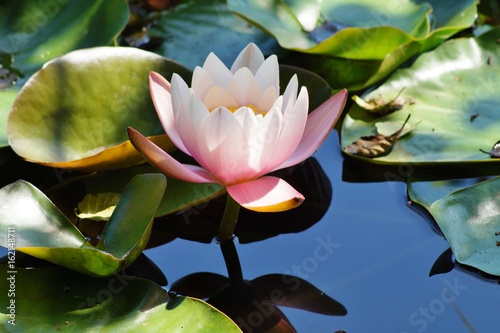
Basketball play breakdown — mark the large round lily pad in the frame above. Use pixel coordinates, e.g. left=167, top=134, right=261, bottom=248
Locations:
left=0, top=266, right=241, bottom=332
left=341, top=27, right=500, bottom=164
left=8, top=46, right=191, bottom=171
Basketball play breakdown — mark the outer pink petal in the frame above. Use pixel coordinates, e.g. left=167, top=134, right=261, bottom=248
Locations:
left=226, top=176, right=304, bottom=212
left=274, top=89, right=348, bottom=171
left=149, top=72, right=189, bottom=154
left=127, top=127, right=217, bottom=184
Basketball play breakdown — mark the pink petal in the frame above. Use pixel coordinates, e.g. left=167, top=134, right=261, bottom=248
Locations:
left=127, top=127, right=217, bottom=184
left=196, top=107, right=254, bottom=183
left=274, top=89, right=348, bottom=170
left=230, top=43, right=265, bottom=74
left=226, top=176, right=304, bottom=212
left=149, top=72, right=189, bottom=154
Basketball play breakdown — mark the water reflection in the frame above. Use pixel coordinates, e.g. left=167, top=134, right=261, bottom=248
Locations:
left=170, top=239, right=346, bottom=333
left=151, top=157, right=332, bottom=245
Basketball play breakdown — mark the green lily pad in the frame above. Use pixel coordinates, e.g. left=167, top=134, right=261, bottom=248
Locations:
left=82, top=164, right=225, bottom=218
left=8, top=46, right=192, bottom=171
left=0, top=0, right=130, bottom=148
left=420, top=177, right=500, bottom=275
left=0, top=174, right=166, bottom=276
left=76, top=193, right=121, bottom=221
left=341, top=27, right=500, bottom=164
left=149, top=0, right=279, bottom=70
left=0, top=0, right=129, bottom=79
left=0, top=266, right=241, bottom=332
left=0, top=88, right=18, bottom=148
left=229, top=0, right=477, bottom=90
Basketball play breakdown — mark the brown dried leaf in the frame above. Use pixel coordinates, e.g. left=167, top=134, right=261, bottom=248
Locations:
left=343, top=114, right=412, bottom=158
left=352, top=87, right=407, bottom=115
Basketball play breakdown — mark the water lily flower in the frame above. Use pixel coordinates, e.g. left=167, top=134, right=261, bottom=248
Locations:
left=128, top=43, right=347, bottom=213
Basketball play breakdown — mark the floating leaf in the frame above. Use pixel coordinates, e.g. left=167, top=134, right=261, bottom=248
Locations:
left=149, top=0, right=279, bottom=70
left=0, top=174, right=166, bottom=277
left=341, top=28, right=500, bottom=163
left=343, top=114, right=412, bottom=157
left=76, top=193, right=121, bottom=221
left=427, top=177, right=500, bottom=276
left=0, top=266, right=241, bottom=332
left=351, top=88, right=407, bottom=115
left=8, top=46, right=191, bottom=171
left=479, top=140, right=500, bottom=158
left=229, top=0, right=477, bottom=90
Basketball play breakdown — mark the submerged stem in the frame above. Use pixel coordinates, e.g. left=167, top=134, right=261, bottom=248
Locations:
left=216, top=194, right=241, bottom=242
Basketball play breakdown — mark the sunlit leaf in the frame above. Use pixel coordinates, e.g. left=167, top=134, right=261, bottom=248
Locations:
left=341, top=28, right=500, bottom=163
left=0, top=266, right=241, bottom=332
left=0, top=174, right=166, bottom=276
left=427, top=177, right=500, bottom=276
left=229, top=0, right=477, bottom=90
left=8, top=47, right=191, bottom=171
left=76, top=193, right=121, bottom=221
left=0, top=0, right=130, bottom=147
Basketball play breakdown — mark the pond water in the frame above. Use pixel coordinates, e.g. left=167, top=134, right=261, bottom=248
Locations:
left=145, top=130, right=500, bottom=332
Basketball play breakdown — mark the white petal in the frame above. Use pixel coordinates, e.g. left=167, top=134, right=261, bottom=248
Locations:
left=257, top=86, right=278, bottom=113
left=230, top=43, right=265, bottom=74
left=202, top=52, right=233, bottom=86
left=265, top=87, right=309, bottom=171
left=191, top=66, right=216, bottom=100
left=227, top=67, right=262, bottom=106
left=251, top=106, right=283, bottom=172
left=202, top=85, right=239, bottom=110
left=281, top=74, right=299, bottom=114
left=255, top=55, right=279, bottom=92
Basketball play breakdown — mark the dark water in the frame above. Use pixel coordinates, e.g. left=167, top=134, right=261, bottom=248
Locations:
left=146, top=131, right=500, bottom=333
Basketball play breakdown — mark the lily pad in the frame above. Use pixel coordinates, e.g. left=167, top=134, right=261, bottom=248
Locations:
left=418, top=177, right=500, bottom=276
left=0, top=266, right=241, bottom=332
left=149, top=0, right=279, bottom=70
left=76, top=192, right=121, bottom=221
left=229, top=0, right=477, bottom=90
left=8, top=46, right=192, bottom=171
left=0, top=174, right=166, bottom=276
left=0, top=0, right=130, bottom=147
left=341, top=27, right=500, bottom=164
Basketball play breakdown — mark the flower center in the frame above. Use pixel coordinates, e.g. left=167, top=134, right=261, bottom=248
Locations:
left=226, top=104, right=266, bottom=115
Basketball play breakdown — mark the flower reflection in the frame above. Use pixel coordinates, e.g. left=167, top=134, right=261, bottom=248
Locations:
left=170, top=239, right=346, bottom=333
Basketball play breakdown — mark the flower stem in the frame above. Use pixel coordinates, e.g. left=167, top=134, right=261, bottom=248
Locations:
left=216, top=194, right=240, bottom=242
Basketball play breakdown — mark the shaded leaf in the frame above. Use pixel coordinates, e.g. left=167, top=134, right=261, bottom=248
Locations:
left=429, top=248, right=455, bottom=277
left=343, top=114, right=412, bottom=157
left=8, top=46, right=191, bottom=171
left=76, top=192, right=121, bottom=221
left=149, top=0, right=279, bottom=70
left=0, top=266, right=241, bottom=332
